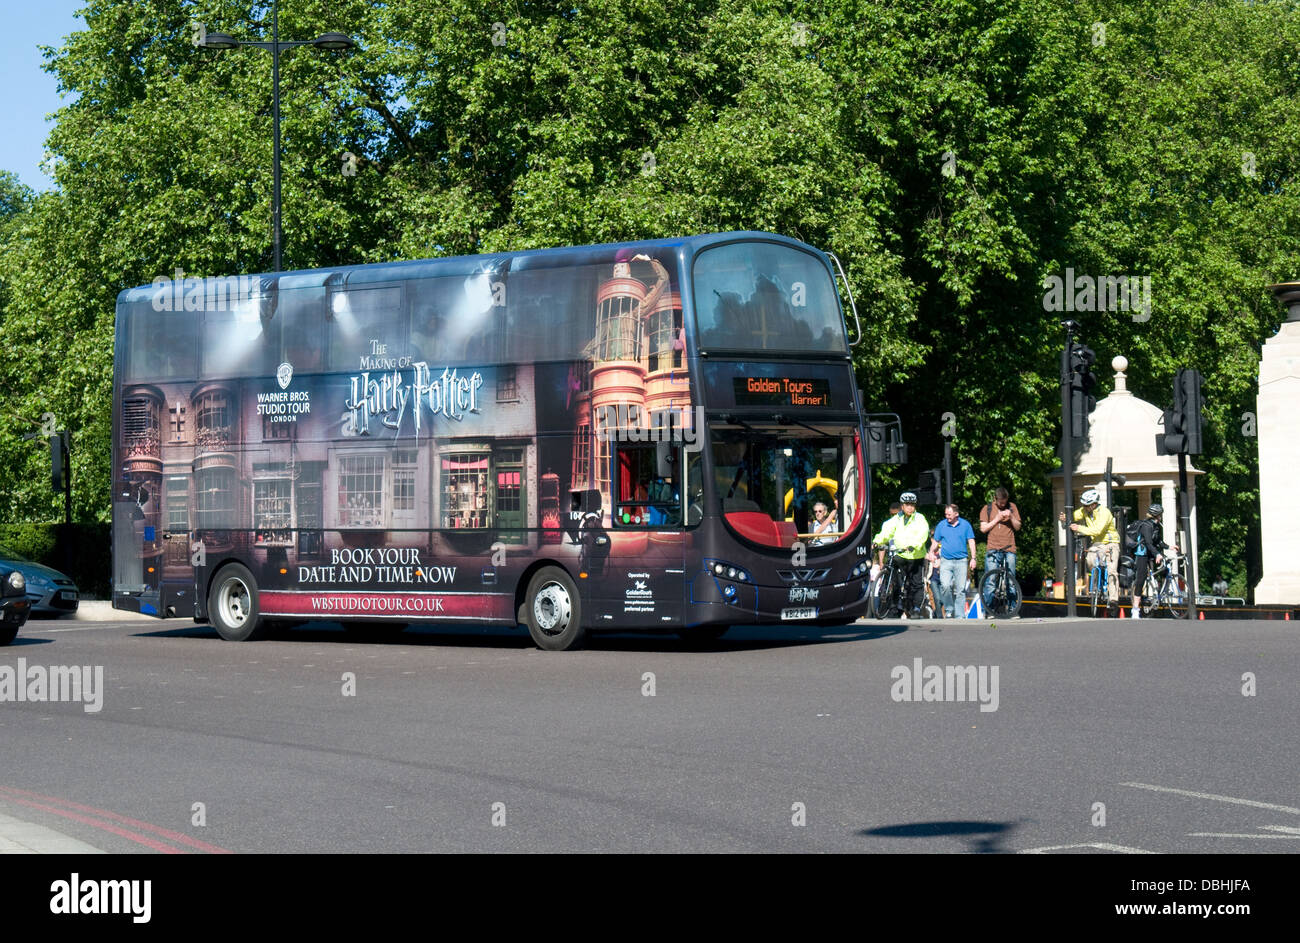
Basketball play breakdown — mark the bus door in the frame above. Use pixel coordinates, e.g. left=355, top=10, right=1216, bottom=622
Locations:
left=594, top=441, right=686, bottom=629
left=112, top=479, right=162, bottom=616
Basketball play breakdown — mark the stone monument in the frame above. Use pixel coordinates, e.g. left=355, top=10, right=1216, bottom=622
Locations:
left=1255, top=285, right=1300, bottom=604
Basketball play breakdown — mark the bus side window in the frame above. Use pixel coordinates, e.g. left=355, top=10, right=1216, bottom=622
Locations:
left=615, top=445, right=681, bottom=527
left=685, top=448, right=703, bottom=525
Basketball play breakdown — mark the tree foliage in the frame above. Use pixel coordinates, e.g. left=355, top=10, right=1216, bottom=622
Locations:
left=1, top=0, right=1297, bottom=597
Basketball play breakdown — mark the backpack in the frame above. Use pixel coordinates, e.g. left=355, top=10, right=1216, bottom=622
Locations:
left=1123, top=519, right=1145, bottom=555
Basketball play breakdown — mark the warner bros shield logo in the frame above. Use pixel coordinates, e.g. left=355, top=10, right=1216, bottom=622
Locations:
left=277, top=362, right=293, bottom=390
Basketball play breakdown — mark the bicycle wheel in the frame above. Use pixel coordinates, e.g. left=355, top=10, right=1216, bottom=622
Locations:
left=1089, top=571, right=1100, bottom=617
left=1146, top=583, right=1166, bottom=618
left=1152, top=573, right=1180, bottom=618
left=980, top=569, right=1002, bottom=617
left=1005, top=575, right=1022, bottom=617
left=871, top=568, right=897, bottom=619
left=982, top=568, right=1021, bottom=618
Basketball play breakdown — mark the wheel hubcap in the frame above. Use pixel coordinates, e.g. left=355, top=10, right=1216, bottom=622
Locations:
left=219, top=578, right=250, bottom=627
left=533, top=581, right=571, bottom=634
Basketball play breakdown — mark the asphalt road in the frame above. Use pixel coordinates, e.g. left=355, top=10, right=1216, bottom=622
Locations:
left=1, top=615, right=1295, bottom=853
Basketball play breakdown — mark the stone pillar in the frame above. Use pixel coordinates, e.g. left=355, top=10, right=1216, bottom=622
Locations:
left=1255, top=285, right=1300, bottom=604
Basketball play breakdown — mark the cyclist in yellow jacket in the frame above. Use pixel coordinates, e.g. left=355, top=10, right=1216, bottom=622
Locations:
left=1059, top=489, right=1120, bottom=606
left=873, top=491, right=930, bottom=617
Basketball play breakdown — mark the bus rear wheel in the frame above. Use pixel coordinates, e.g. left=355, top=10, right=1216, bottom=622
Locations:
left=208, top=563, right=267, bottom=641
left=524, top=567, right=585, bottom=651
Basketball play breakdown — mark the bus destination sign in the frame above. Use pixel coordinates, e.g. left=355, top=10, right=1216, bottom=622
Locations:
left=733, top=377, right=832, bottom=408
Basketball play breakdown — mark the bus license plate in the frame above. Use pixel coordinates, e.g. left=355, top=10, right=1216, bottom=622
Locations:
left=781, top=607, right=818, bottom=620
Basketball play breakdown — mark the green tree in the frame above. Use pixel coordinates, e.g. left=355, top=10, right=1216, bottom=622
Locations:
left=1, top=0, right=1297, bottom=601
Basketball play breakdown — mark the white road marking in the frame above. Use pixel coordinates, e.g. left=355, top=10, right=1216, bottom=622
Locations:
left=1120, top=782, right=1300, bottom=815
left=1019, top=842, right=1157, bottom=854
left=37, top=625, right=112, bottom=633
left=1188, top=832, right=1300, bottom=839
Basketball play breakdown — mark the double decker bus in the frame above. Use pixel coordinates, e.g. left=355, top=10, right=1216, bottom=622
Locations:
left=112, top=231, right=871, bottom=649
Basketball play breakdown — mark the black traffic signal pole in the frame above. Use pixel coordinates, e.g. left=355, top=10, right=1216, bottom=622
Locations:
left=60, top=432, right=71, bottom=526
left=1155, top=368, right=1202, bottom=621
left=1178, top=451, right=1195, bottom=621
left=1061, top=321, right=1078, bottom=618
left=943, top=438, right=953, bottom=506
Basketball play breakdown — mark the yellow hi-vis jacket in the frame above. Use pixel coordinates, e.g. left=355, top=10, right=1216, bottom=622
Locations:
left=874, top=511, right=929, bottom=559
left=1073, top=505, right=1119, bottom=544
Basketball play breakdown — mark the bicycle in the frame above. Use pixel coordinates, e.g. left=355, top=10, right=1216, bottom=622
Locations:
left=979, top=550, right=1022, bottom=618
left=870, top=541, right=929, bottom=619
left=1083, top=545, right=1113, bottom=617
left=1140, top=555, right=1187, bottom=619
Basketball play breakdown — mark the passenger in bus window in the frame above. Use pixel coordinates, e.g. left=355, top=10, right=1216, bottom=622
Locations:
left=810, top=499, right=838, bottom=546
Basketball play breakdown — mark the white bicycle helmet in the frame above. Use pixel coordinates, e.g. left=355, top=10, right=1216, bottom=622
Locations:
left=1080, top=488, right=1100, bottom=506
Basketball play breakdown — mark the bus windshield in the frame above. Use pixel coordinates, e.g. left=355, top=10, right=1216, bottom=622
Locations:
left=693, top=241, right=846, bottom=354
left=711, top=424, right=863, bottom=550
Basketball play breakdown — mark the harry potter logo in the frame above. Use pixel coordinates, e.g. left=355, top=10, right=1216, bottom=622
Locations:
left=345, top=364, right=485, bottom=436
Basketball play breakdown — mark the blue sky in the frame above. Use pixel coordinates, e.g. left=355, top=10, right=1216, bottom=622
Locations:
left=0, top=1, right=88, bottom=190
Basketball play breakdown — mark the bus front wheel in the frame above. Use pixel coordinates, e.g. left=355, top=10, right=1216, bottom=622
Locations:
left=208, top=563, right=267, bottom=641
left=524, top=567, right=586, bottom=651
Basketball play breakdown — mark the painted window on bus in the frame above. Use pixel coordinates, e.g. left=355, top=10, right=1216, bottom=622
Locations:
left=253, top=467, right=293, bottom=547
left=338, top=454, right=385, bottom=528
left=163, top=478, right=189, bottom=567
left=195, top=389, right=234, bottom=452
left=495, top=448, right=525, bottom=543
left=440, top=448, right=490, bottom=529
left=195, top=466, right=236, bottom=530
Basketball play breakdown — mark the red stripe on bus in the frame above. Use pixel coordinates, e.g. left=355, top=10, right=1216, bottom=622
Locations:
left=259, top=591, right=514, bottom=619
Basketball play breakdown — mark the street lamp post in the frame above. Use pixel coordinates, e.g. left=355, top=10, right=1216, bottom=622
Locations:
left=201, top=2, right=355, bottom=272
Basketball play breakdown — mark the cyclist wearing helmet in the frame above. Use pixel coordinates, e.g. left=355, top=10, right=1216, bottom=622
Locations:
left=873, top=491, right=930, bottom=617
left=1058, top=488, right=1120, bottom=607
left=1129, top=504, right=1177, bottom=618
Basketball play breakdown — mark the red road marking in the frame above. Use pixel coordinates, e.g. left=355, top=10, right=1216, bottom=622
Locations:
left=0, top=785, right=232, bottom=854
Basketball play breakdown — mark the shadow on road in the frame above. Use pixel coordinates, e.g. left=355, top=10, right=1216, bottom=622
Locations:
left=132, top=620, right=910, bottom=652
left=3, top=635, right=55, bottom=647
left=861, top=820, right=1019, bottom=854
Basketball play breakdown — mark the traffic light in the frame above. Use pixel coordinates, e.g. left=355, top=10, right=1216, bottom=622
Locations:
left=886, top=429, right=908, bottom=465
left=49, top=432, right=68, bottom=492
left=1155, top=368, right=1203, bottom=455
left=863, top=415, right=908, bottom=465
left=915, top=468, right=942, bottom=505
left=1157, top=407, right=1184, bottom=455
left=1068, top=343, right=1098, bottom=439
left=1179, top=367, right=1203, bottom=455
